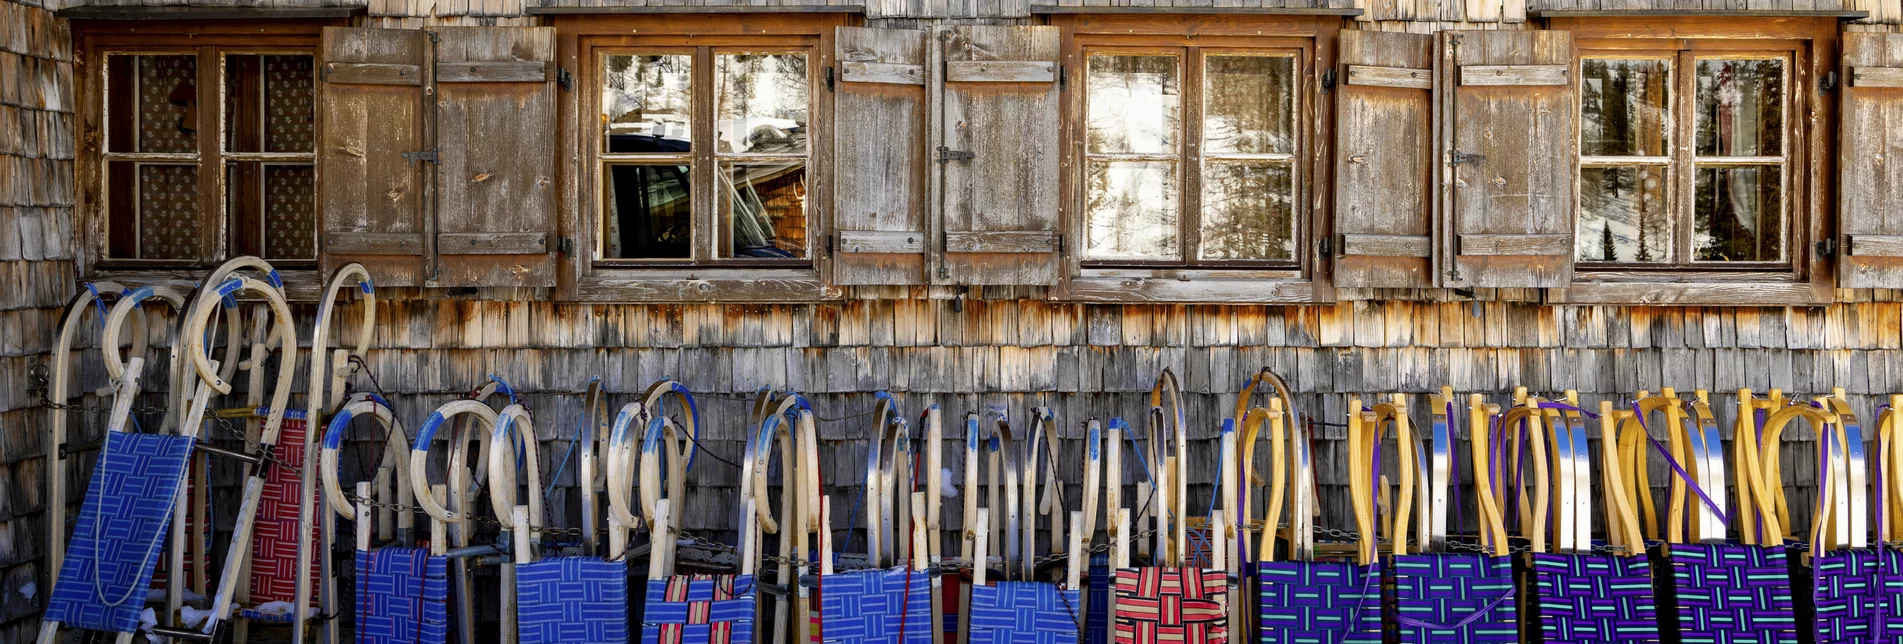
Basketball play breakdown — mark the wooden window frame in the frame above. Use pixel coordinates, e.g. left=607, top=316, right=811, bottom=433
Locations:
left=1054, top=14, right=1339, bottom=303
left=556, top=14, right=845, bottom=302
left=73, top=20, right=334, bottom=293
left=1549, top=16, right=1836, bottom=305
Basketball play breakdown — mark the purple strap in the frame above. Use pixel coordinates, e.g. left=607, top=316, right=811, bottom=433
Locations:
left=1446, top=402, right=1464, bottom=537
left=1537, top=401, right=1600, bottom=418
left=1630, top=403, right=1732, bottom=527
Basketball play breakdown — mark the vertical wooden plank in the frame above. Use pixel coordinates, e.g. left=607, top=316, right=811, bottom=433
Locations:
left=433, top=26, right=559, bottom=287
left=319, top=27, right=429, bottom=286
left=1336, top=31, right=1436, bottom=288
left=1842, top=33, right=1903, bottom=288
left=1444, top=30, right=1576, bottom=288
left=835, top=27, right=931, bottom=285
left=940, top=25, right=1063, bottom=286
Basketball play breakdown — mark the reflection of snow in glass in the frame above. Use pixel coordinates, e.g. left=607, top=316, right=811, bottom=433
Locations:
left=1084, top=160, right=1178, bottom=260
left=1086, top=54, right=1179, bottom=155
left=717, top=54, right=809, bottom=154
left=602, top=54, right=692, bottom=145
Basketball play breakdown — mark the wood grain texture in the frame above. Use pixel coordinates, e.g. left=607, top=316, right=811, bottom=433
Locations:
left=1457, top=233, right=1570, bottom=256
left=945, top=60, right=1057, bottom=82
left=1445, top=30, right=1576, bottom=289
left=319, top=27, right=429, bottom=286
left=1341, top=233, right=1433, bottom=257
left=1344, top=64, right=1433, bottom=89
left=1851, top=66, right=1903, bottom=87
left=941, top=25, right=1063, bottom=286
left=1850, top=234, right=1903, bottom=257
left=1457, top=64, right=1568, bottom=86
left=321, top=62, right=423, bottom=85
left=1336, top=30, right=1436, bottom=289
left=433, top=26, right=559, bottom=288
left=1842, top=33, right=1903, bottom=288
left=835, top=27, right=931, bottom=286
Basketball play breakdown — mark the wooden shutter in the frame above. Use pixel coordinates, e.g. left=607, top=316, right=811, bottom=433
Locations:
left=1443, top=30, right=1576, bottom=288
left=1335, top=31, right=1436, bottom=288
left=434, top=27, right=559, bottom=288
left=940, top=26, right=1062, bottom=286
left=319, top=28, right=429, bottom=286
left=1842, top=33, right=1903, bottom=288
left=834, top=27, right=930, bottom=286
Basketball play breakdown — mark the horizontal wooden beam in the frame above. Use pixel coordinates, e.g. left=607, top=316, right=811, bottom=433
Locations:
left=437, top=61, right=553, bottom=84
left=323, top=63, right=423, bottom=86
left=1034, top=4, right=1362, bottom=14
left=438, top=232, right=550, bottom=255
left=527, top=4, right=862, bottom=13
left=1345, top=65, right=1432, bottom=90
left=947, top=61, right=1056, bottom=83
left=325, top=232, right=424, bottom=255
left=1529, top=8, right=1865, bottom=17
left=1852, top=67, right=1903, bottom=89
left=1341, top=234, right=1432, bottom=257
left=1850, top=235, right=1903, bottom=257
left=1550, top=281, right=1824, bottom=306
left=840, top=61, right=926, bottom=86
left=1457, top=233, right=1570, bottom=256
left=58, top=5, right=361, bottom=19
left=1460, top=65, right=1568, bottom=87
left=1067, top=277, right=1317, bottom=303
left=945, top=231, right=1057, bottom=253
left=838, top=231, right=927, bottom=254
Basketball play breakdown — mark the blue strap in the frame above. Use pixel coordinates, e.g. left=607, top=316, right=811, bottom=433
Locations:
left=1630, top=402, right=1731, bottom=526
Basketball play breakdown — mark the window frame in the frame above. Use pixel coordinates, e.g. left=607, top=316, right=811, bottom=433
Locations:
left=1548, top=16, right=1835, bottom=305
left=74, top=20, right=332, bottom=283
left=1054, top=14, right=1337, bottom=303
left=1573, top=40, right=1801, bottom=273
left=558, top=14, right=843, bottom=301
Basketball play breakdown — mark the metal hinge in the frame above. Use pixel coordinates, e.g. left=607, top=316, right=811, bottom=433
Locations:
left=827, top=234, right=837, bottom=257
left=1059, top=64, right=1067, bottom=90
left=401, top=149, right=438, bottom=165
left=1820, top=70, right=1839, bottom=95
left=1817, top=237, right=1838, bottom=259
left=557, top=237, right=573, bottom=255
left=1320, top=69, right=1336, bottom=90
left=826, top=66, right=836, bottom=92
left=937, top=146, right=974, bottom=163
left=1318, top=235, right=1332, bottom=257
left=557, top=66, right=573, bottom=91
left=1448, top=150, right=1485, bottom=165
left=1056, top=233, right=1066, bottom=255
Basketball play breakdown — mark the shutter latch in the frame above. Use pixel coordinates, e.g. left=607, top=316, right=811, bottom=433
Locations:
left=401, top=149, right=438, bottom=165
left=557, top=66, right=573, bottom=91
left=826, top=66, right=836, bottom=92
left=1448, top=150, right=1485, bottom=165
left=937, top=146, right=974, bottom=163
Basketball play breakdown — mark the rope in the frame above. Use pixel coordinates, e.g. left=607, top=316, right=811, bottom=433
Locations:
left=1630, top=402, right=1731, bottom=526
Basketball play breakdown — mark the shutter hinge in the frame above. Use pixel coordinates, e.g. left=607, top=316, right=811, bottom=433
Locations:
left=424, top=30, right=441, bottom=44
left=826, top=66, right=836, bottom=92
left=937, top=146, right=974, bottom=163
left=557, top=66, right=573, bottom=91
left=1320, top=69, right=1336, bottom=91
left=557, top=237, right=573, bottom=255
left=1448, top=150, right=1486, bottom=165
left=1056, top=233, right=1066, bottom=255
left=401, top=149, right=438, bottom=165
left=1817, top=238, right=1838, bottom=259
left=1059, top=64, right=1067, bottom=90
left=1820, top=70, right=1839, bottom=95
left=827, top=234, right=837, bottom=257
left=1318, top=235, right=1332, bottom=257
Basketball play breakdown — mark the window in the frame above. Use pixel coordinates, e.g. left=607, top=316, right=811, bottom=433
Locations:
left=597, top=48, right=812, bottom=265
left=1575, top=45, right=1793, bottom=269
left=98, top=49, right=317, bottom=263
left=1080, top=45, right=1304, bottom=268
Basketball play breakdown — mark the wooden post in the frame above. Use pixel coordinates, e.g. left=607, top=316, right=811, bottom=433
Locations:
left=1066, top=511, right=1083, bottom=591
left=972, top=508, right=989, bottom=587
left=355, top=482, right=372, bottom=553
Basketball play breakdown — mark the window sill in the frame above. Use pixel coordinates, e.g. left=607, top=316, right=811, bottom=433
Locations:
left=1549, top=278, right=1828, bottom=306
left=80, top=267, right=325, bottom=301
left=1065, top=270, right=1319, bottom=303
left=573, top=267, right=840, bottom=302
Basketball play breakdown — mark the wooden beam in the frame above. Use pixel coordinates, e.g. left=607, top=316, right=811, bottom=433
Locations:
left=838, top=231, right=928, bottom=254
left=59, top=6, right=361, bottom=19
left=840, top=61, right=926, bottom=85
left=1852, top=67, right=1903, bottom=88
left=943, top=231, right=1058, bottom=253
left=1034, top=5, right=1363, bottom=14
left=323, top=63, right=423, bottom=86
left=437, top=233, right=550, bottom=255
left=1341, top=234, right=1433, bottom=257
left=1345, top=65, right=1432, bottom=90
left=946, top=61, right=1056, bottom=83
left=1456, top=233, right=1571, bottom=256
left=1851, top=235, right=1903, bottom=257
left=324, top=232, right=425, bottom=255
left=437, top=61, right=553, bottom=84
left=1459, top=65, right=1568, bottom=86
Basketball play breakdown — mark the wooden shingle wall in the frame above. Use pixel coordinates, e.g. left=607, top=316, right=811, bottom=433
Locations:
left=0, top=0, right=73, bottom=641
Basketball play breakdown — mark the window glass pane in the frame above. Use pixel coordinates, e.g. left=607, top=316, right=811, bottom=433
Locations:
left=716, top=53, right=809, bottom=155
left=1580, top=58, right=1669, bottom=157
left=603, top=164, right=692, bottom=259
left=225, top=54, right=315, bottom=153
left=107, top=161, right=199, bottom=259
left=602, top=54, right=693, bottom=154
left=226, top=162, right=315, bottom=260
left=1200, top=162, right=1294, bottom=261
left=1084, top=159, right=1179, bottom=260
left=1576, top=166, right=1670, bottom=262
left=720, top=161, right=808, bottom=259
left=1087, top=54, right=1179, bottom=155
left=1694, top=165, right=1782, bottom=262
left=1695, top=58, right=1783, bottom=157
left=1203, top=55, right=1295, bottom=156
left=108, top=54, right=198, bottom=154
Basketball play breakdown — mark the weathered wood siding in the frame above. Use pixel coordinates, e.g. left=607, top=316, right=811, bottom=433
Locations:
left=0, top=1, right=73, bottom=642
